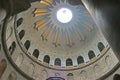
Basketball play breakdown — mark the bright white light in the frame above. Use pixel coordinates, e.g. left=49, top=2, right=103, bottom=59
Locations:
left=56, top=8, right=73, bottom=23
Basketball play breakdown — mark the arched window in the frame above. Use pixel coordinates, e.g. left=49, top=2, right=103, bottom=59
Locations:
left=43, top=55, right=50, bottom=64
left=46, top=77, right=65, bottom=80
left=88, top=50, right=96, bottom=60
left=113, top=74, right=120, bottom=80
left=19, top=30, right=25, bottom=40
left=33, top=49, right=39, bottom=58
left=24, top=40, right=30, bottom=50
left=77, top=56, right=84, bottom=64
left=97, top=42, right=105, bottom=52
left=9, top=42, right=16, bottom=55
left=55, top=58, right=61, bottom=66
left=67, top=73, right=74, bottom=80
left=17, top=18, right=23, bottom=27
left=67, top=73, right=73, bottom=76
left=66, top=58, right=73, bottom=66
left=0, top=59, right=7, bottom=78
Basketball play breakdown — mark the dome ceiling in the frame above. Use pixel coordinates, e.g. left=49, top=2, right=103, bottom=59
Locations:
left=11, top=0, right=107, bottom=70
left=0, top=0, right=118, bottom=80
left=18, top=0, right=97, bottom=52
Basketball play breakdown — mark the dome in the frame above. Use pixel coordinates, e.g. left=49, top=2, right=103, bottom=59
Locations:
left=9, top=0, right=104, bottom=70
left=0, top=0, right=120, bottom=80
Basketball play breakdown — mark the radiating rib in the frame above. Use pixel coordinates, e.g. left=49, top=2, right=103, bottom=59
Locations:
left=34, top=8, right=47, bottom=17
left=77, top=29, right=85, bottom=40
left=64, top=0, right=68, bottom=4
left=44, top=27, right=53, bottom=40
left=66, top=29, right=73, bottom=47
left=59, top=0, right=62, bottom=4
left=40, top=0, right=53, bottom=5
left=35, top=8, right=47, bottom=13
left=74, top=26, right=85, bottom=41
left=36, top=19, right=47, bottom=30
left=41, top=26, right=52, bottom=40
left=53, top=28, right=61, bottom=46
left=83, top=22, right=93, bottom=31
left=34, top=13, right=47, bottom=17
left=84, top=11, right=91, bottom=17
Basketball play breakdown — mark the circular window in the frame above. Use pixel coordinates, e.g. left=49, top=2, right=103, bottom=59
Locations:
left=56, top=8, right=73, bottom=23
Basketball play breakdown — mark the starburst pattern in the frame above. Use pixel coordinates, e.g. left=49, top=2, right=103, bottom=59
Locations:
left=34, top=0, right=94, bottom=47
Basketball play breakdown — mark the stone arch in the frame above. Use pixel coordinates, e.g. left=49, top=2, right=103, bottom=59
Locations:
left=67, top=73, right=74, bottom=80
left=0, top=59, right=7, bottom=78
left=55, top=73, right=60, bottom=77
left=41, top=70, right=48, bottom=80
left=15, top=53, right=24, bottom=67
left=28, top=63, right=35, bottom=76
left=105, top=55, right=113, bottom=68
left=6, top=27, right=13, bottom=41
left=93, top=64, right=101, bottom=77
left=80, top=70, right=87, bottom=80
left=7, top=71, right=17, bottom=80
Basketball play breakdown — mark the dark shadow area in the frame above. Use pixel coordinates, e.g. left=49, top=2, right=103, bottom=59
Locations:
left=113, top=74, right=120, bottom=80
